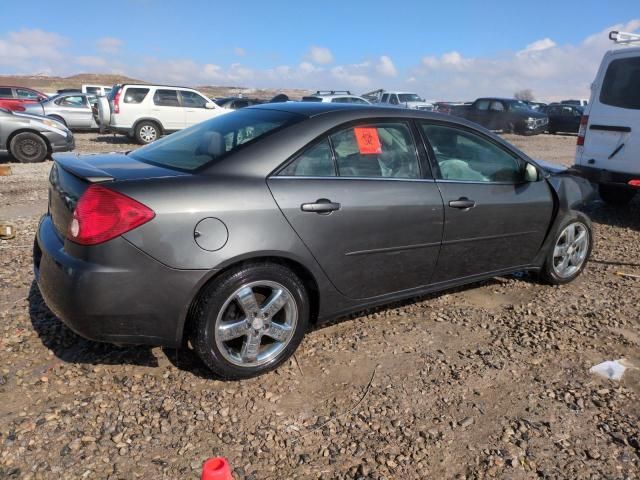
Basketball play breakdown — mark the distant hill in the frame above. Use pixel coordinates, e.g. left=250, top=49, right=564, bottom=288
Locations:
left=0, top=73, right=311, bottom=100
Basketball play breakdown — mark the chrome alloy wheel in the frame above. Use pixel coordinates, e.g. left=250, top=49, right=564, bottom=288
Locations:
left=214, top=281, right=298, bottom=367
left=552, top=222, right=589, bottom=279
left=139, top=125, right=158, bottom=143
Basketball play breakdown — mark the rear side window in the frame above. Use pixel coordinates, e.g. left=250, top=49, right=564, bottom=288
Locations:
left=56, top=96, right=86, bottom=107
left=600, top=56, right=640, bottom=110
left=475, top=100, right=490, bottom=110
left=129, top=109, right=303, bottom=171
left=153, top=89, right=180, bottom=107
left=0, top=87, right=12, bottom=97
left=123, top=87, right=149, bottom=104
left=280, top=139, right=335, bottom=176
left=85, top=86, right=100, bottom=94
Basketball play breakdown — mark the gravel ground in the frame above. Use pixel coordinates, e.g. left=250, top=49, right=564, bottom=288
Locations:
left=1, top=132, right=639, bottom=479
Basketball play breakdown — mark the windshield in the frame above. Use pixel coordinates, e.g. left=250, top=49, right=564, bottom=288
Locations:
left=398, top=93, right=424, bottom=103
left=129, top=108, right=304, bottom=171
left=508, top=100, right=533, bottom=111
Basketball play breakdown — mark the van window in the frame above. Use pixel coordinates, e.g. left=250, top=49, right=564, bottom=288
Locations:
left=600, top=56, right=640, bottom=110
left=123, top=88, right=149, bottom=104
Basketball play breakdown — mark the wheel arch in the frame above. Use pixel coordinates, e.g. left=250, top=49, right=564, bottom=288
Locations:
left=178, top=254, right=321, bottom=346
left=7, top=129, right=52, bottom=155
left=133, top=117, right=164, bottom=135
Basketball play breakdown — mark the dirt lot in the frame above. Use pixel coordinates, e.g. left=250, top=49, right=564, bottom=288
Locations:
left=1, top=132, right=639, bottom=479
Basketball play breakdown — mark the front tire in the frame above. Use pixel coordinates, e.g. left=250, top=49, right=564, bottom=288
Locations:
left=539, top=213, right=592, bottom=285
left=134, top=121, right=160, bottom=144
left=599, top=184, right=636, bottom=205
left=192, top=263, right=309, bottom=379
left=9, top=132, right=48, bottom=163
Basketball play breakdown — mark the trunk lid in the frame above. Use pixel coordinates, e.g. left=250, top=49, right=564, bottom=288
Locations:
left=48, top=152, right=188, bottom=238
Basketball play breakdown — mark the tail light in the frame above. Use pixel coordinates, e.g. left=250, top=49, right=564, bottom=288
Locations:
left=577, top=115, right=589, bottom=146
left=113, top=89, right=122, bottom=114
left=68, top=185, right=154, bottom=245
left=629, top=180, right=640, bottom=188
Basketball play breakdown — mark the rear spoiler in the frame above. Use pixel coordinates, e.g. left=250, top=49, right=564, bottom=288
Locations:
left=54, top=153, right=114, bottom=183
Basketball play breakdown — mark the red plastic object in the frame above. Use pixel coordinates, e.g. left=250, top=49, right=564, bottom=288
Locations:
left=629, top=179, right=640, bottom=188
left=201, top=457, right=233, bottom=480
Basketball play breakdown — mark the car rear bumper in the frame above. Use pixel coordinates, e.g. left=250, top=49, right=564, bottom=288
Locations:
left=34, top=215, right=209, bottom=347
left=571, top=164, right=640, bottom=187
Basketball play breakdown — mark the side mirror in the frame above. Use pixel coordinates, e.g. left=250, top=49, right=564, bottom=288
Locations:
left=204, top=102, right=215, bottom=109
left=524, top=163, right=540, bottom=182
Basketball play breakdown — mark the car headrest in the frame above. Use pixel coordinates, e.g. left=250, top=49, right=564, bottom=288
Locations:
left=196, top=131, right=225, bottom=158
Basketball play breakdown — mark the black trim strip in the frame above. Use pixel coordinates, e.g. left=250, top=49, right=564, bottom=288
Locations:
left=345, top=241, right=440, bottom=256
left=590, top=124, right=631, bottom=133
left=442, top=230, right=538, bottom=246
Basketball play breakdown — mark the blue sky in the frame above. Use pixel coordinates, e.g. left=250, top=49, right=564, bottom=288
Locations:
left=1, top=0, right=639, bottom=100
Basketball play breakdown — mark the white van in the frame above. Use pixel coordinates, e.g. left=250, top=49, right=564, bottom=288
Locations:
left=82, top=84, right=112, bottom=96
left=574, top=31, right=640, bottom=205
left=97, top=84, right=228, bottom=144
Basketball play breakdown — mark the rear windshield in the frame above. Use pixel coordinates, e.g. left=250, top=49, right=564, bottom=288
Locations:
left=129, top=108, right=303, bottom=171
left=600, top=56, right=640, bottom=110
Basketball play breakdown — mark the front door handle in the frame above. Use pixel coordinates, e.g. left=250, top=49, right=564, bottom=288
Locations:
left=448, top=198, right=476, bottom=209
left=301, top=198, right=341, bottom=213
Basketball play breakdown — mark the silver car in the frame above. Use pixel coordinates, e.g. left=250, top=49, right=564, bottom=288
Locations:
left=22, top=93, right=99, bottom=130
left=0, top=108, right=74, bottom=162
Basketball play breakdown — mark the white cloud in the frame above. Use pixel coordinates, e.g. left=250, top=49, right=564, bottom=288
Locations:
left=233, top=47, right=246, bottom=57
left=306, top=46, right=333, bottom=65
left=518, top=38, right=556, bottom=55
left=376, top=55, right=397, bottom=77
left=76, top=56, right=108, bottom=68
left=96, top=37, right=123, bottom=54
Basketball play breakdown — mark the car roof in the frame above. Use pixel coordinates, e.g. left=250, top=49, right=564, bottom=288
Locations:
left=119, top=83, right=201, bottom=90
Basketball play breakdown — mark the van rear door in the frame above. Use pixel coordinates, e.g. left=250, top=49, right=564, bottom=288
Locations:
left=580, top=51, right=640, bottom=176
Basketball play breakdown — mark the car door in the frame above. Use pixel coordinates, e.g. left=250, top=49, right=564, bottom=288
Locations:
left=54, top=95, right=93, bottom=128
left=466, top=99, right=490, bottom=126
left=419, top=121, right=554, bottom=283
left=180, top=90, right=218, bottom=126
left=268, top=120, right=444, bottom=300
left=488, top=100, right=507, bottom=130
left=151, top=88, right=185, bottom=131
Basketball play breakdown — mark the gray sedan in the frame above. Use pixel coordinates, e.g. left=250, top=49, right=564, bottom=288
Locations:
left=22, top=93, right=99, bottom=130
left=0, top=108, right=74, bottom=162
left=35, top=103, right=593, bottom=379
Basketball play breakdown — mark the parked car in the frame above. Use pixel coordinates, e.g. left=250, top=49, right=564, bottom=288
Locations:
left=0, top=107, right=74, bottom=162
left=96, top=84, right=228, bottom=144
left=301, top=91, right=371, bottom=104
left=362, top=89, right=434, bottom=110
left=561, top=99, right=588, bottom=107
left=82, top=84, right=112, bottom=96
left=574, top=30, right=640, bottom=205
left=35, top=102, right=594, bottom=379
left=546, top=104, right=583, bottom=134
left=0, top=86, right=48, bottom=112
left=453, top=98, right=549, bottom=135
left=215, top=97, right=264, bottom=110
left=21, top=93, right=99, bottom=130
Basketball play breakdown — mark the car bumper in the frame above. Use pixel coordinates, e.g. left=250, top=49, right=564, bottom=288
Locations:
left=44, top=131, right=75, bottom=153
left=571, top=164, right=640, bottom=187
left=34, top=215, right=209, bottom=347
left=522, top=123, right=547, bottom=135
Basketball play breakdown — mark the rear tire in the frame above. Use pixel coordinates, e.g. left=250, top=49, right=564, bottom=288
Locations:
left=9, top=132, right=48, bottom=163
left=599, top=184, right=636, bottom=205
left=539, top=212, right=592, bottom=285
left=134, top=121, right=160, bottom=144
left=191, top=263, right=309, bottom=379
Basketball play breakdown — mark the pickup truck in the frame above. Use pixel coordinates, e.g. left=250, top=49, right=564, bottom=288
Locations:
left=362, top=89, right=434, bottom=111
left=453, top=97, right=548, bottom=135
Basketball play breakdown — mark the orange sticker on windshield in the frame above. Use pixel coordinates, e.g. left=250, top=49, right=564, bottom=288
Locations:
left=354, top=127, right=382, bottom=155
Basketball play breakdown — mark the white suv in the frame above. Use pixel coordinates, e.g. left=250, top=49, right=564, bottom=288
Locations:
left=574, top=31, right=640, bottom=205
left=97, top=84, right=227, bottom=144
left=301, top=91, right=370, bottom=104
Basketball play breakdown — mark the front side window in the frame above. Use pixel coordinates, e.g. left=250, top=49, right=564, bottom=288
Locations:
left=489, top=101, right=505, bottom=112
left=422, top=123, right=522, bottom=183
left=153, top=89, right=180, bottom=107
left=56, top=95, right=86, bottom=107
left=16, top=88, right=39, bottom=99
left=130, top=109, right=303, bottom=171
left=600, top=56, right=640, bottom=110
left=389, top=95, right=400, bottom=105
left=475, top=99, right=490, bottom=110
left=123, top=87, right=149, bottom=104
left=331, top=123, right=420, bottom=178
left=181, top=91, right=208, bottom=108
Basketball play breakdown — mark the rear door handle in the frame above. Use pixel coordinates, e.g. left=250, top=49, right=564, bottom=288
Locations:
left=301, top=198, right=341, bottom=213
left=448, top=198, right=476, bottom=209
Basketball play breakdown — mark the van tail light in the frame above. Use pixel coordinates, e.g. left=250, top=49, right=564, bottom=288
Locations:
left=68, top=185, right=154, bottom=245
left=113, top=89, right=122, bottom=114
left=577, top=115, right=589, bottom=146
